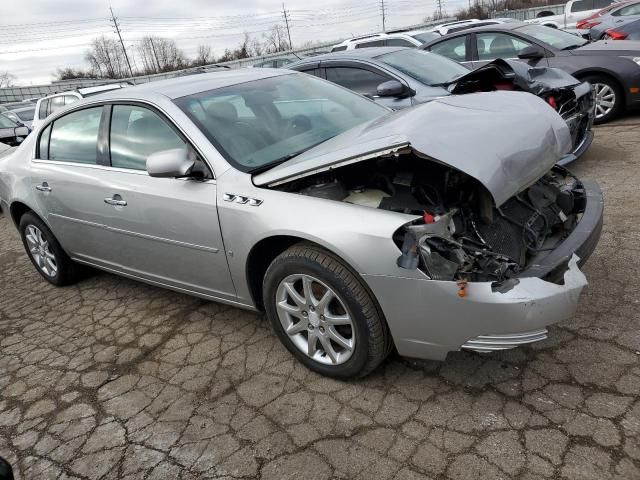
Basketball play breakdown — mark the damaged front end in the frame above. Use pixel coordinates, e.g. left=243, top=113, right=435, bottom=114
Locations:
left=449, top=59, right=595, bottom=161
left=396, top=166, right=588, bottom=285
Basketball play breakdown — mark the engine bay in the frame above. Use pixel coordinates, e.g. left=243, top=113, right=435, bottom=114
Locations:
left=277, top=154, right=586, bottom=283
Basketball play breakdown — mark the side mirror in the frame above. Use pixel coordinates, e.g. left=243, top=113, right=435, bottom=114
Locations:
left=146, top=147, right=196, bottom=178
left=518, top=45, right=545, bottom=60
left=376, top=80, right=406, bottom=97
left=14, top=126, right=30, bottom=137
left=0, top=457, right=14, bottom=480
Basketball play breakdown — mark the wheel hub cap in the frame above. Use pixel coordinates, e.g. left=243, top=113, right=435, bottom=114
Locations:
left=593, top=83, right=615, bottom=119
left=25, top=224, right=57, bottom=277
left=275, top=273, right=355, bottom=366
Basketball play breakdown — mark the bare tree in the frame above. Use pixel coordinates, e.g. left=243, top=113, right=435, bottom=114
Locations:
left=137, top=36, right=187, bottom=74
left=193, top=45, right=214, bottom=66
left=55, top=68, right=96, bottom=81
left=85, top=36, right=131, bottom=79
left=0, top=72, right=15, bottom=88
left=262, top=25, right=290, bottom=54
left=218, top=33, right=252, bottom=62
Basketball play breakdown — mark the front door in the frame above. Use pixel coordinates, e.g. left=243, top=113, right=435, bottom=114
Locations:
left=96, top=103, right=235, bottom=299
left=470, top=32, right=548, bottom=69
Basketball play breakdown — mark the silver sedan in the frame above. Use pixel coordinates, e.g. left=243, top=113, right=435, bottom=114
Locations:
left=0, top=69, right=603, bottom=377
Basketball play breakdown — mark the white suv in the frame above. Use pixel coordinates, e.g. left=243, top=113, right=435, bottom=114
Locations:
left=330, top=31, right=440, bottom=51
left=32, top=84, right=128, bottom=130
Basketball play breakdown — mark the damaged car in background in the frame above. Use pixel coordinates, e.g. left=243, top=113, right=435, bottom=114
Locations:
left=0, top=70, right=603, bottom=378
left=287, top=48, right=595, bottom=162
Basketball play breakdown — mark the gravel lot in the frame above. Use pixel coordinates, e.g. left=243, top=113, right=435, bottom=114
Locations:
left=1, top=116, right=639, bottom=480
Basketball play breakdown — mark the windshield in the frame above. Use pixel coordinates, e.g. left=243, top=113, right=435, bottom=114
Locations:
left=15, top=108, right=35, bottom=122
left=174, top=73, right=389, bottom=172
left=518, top=25, right=588, bottom=49
left=410, top=32, right=440, bottom=43
left=376, top=49, right=469, bottom=86
left=0, top=114, right=18, bottom=128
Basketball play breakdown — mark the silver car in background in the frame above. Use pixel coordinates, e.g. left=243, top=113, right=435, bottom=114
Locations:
left=0, top=69, right=603, bottom=377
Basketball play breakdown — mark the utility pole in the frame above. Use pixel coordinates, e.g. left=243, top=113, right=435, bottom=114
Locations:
left=282, top=3, right=294, bottom=50
left=380, top=0, right=386, bottom=32
left=149, top=37, right=162, bottom=72
left=435, top=0, right=444, bottom=19
left=109, top=6, right=134, bottom=77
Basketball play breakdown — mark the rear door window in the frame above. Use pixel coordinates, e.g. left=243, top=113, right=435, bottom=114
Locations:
left=47, top=107, right=103, bottom=163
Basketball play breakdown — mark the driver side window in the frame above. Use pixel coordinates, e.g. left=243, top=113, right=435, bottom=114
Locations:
left=325, top=67, right=391, bottom=96
left=110, top=105, right=186, bottom=171
left=476, top=33, right=531, bottom=61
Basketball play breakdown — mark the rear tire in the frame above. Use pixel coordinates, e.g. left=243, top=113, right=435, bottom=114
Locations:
left=263, top=243, right=391, bottom=378
left=19, top=212, right=84, bottom=286
left=584, top=74, right=623, bottom=124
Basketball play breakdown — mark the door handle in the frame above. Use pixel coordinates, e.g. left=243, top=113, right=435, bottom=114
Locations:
left=35, top=182, right=51, bottom=192
left=104, top=196, right=127, bottom=207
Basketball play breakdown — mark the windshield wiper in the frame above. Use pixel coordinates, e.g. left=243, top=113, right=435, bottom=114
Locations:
left=247, top=138, right=335, bottom=174
left=561, top=44, right=584, bottom=51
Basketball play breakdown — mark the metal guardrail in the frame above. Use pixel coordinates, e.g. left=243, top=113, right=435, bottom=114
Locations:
left=489, top=3, right=565, bottom=21
left=0, top=19, right=455, bottom=103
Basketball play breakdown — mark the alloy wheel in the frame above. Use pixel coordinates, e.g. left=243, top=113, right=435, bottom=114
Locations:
left=593, top=83, right=616, bottom=120
left=275, top=273, right=355, bottom=365
left=25, top=224, right=57, bottom=277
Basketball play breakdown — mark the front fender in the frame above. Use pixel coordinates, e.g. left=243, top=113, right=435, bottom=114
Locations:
left=217, top=168, right=424, bottom=304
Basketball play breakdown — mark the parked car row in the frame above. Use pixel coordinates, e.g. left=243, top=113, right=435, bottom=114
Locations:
left=323, top=18, right=640, bottom=125
left=4, top=9, right=634, bottom=377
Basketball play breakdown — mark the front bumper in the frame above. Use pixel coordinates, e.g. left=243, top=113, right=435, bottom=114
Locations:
left=362, top=179, right=603, bottom=361
left=561, top=81, right=595, bottom=162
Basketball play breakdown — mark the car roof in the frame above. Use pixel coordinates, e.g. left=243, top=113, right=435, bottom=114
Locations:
left=422, top=21, right=528, bottom=45
left=93, top=68, right=294, bottom=101
left=288, top=47, right=409, bottom=67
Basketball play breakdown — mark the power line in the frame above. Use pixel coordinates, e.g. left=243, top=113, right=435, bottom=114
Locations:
left=109, top=6, right=134, bottom=77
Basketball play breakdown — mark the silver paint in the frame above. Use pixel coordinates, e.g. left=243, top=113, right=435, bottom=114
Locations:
left=0, top=70, right=593, bottom=362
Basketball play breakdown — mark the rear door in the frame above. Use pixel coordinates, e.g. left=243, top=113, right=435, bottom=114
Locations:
left=31, top=105, right=118, bottom=262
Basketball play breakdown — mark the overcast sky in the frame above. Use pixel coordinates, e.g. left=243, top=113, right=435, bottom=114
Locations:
left=1, top=0, right=466, bottom=86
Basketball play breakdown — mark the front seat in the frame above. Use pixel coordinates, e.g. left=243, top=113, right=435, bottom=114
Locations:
left=488, top=35, right=517, bottom=58
left=205, top=101, right=268, bottom=162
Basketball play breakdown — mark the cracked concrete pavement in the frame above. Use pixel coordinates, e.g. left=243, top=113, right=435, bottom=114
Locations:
left=1, top=116, right=639, bottom=479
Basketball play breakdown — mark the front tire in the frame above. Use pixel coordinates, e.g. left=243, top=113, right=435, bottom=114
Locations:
left=584, top=74, right=623, bottom=124
left=263, top=243, right=391, bottom=378
left=19, top=212, right=84, bottom=286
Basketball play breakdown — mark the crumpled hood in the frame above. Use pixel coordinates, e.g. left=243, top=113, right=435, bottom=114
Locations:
left=254, top=91, right=572, bottom=207
left=449, top=58, right=581, bottom=96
